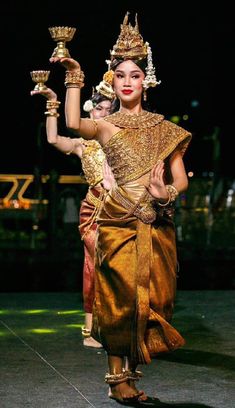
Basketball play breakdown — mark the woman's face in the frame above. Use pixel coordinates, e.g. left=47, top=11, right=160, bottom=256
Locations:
left=113, top=60, right=145, bottom=103
left=90, top=100, right=112, bottom=119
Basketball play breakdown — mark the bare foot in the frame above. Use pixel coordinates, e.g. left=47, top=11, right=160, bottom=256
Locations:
left=109, top=381, right=140, bottom=402
left=83, top=336, right=103, bottom=348
left=128, top=380, right=148, bottom=401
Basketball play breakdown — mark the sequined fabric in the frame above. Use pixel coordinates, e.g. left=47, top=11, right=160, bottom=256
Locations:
left=80, top=139, right=105, bottom=187
left=103, top=112, right=192, bottom=185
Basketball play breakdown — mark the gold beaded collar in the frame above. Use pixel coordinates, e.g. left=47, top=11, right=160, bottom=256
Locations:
left=104, top=110, right=164, bottom=129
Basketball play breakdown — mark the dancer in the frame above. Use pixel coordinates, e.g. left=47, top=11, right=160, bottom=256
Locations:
left=52, top=12, right=192, bottom=403
left=31, top=76, right=115, bottom=349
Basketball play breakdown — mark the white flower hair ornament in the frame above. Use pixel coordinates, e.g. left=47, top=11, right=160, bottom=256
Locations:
left=142, top=42, right=161, bottom=90
left=83, top=99, right=95, bottom=113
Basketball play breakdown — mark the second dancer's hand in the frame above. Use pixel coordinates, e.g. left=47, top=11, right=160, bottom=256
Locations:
left=30, top=88, right=57, bottom=100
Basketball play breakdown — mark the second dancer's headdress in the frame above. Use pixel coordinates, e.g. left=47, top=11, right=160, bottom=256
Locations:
left=83, top=71, right=115, bottom=112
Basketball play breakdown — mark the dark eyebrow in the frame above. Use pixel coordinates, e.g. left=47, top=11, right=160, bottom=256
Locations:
left=115, top=69, right=142, bottom=74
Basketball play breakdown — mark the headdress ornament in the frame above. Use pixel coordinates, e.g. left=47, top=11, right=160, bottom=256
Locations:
left=95, top=70, right=115, bottom=100
left=111, top=12, right=147, bottom=61
left=110, top=12, right=160, bottom=90
left=83, top=71, right=115, bottom=113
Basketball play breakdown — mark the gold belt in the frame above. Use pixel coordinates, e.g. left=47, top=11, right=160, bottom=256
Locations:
left=86, top=188, right=104, bottom=209
left=79, top=188, right=105, bottom=240
left=104, top=187, right=156, bottom=224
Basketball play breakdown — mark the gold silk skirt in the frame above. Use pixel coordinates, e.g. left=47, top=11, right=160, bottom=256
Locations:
left=92, top=182, right=185, bottom=365
left=79, top=186, right=103, bottom=313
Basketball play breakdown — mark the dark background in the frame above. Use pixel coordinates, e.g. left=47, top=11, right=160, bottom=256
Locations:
left=0, top=0, right=234, bottom=178
left=0, top=1, right=234, bottom=291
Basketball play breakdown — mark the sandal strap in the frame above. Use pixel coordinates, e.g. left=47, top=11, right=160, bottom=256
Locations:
left=105, top=371, right=129, bottom=384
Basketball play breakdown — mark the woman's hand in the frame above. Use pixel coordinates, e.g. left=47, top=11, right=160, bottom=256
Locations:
left=49, top=57, right=81, bottom=71
left=102, top=159, right=116, bottom=191
left=30, top=87, right=57, bottom=100
left=147, top=160, right=168, bottom=200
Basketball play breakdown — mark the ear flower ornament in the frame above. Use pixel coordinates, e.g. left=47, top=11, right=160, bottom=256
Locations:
left=95, top=71, right=115, bottom=100
left=142, top=42, right=161, bottom=90
left=83, top=99, right=95, bottom=112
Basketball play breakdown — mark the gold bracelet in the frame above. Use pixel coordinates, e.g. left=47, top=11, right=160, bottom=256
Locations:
left=65, top=83, right=84, bottom=89
left=157, top=185, right=179, bottom=207
left=157, top=194, right=171, bottom=207
left=64, top=69, right=85, bottom=87
left=166, top=184, right=179, bottom=202
left=46, top=100, right=61, bottom=110
left=44, top=111, right=60, bottom=118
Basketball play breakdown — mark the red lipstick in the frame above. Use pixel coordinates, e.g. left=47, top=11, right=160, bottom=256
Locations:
left=122, top=90, right=133, bottom=95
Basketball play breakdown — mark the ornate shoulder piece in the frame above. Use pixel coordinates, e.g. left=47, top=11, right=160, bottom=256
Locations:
left=104, top=110, right=164, bottom=129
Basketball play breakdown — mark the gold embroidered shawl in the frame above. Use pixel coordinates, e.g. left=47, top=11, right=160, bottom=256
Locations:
left=80, top=139, right=105, bottom=187
left=104, top=111, right=192, bottom=186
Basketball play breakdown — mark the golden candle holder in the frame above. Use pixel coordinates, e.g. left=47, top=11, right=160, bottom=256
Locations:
left=48, top=26, right=76, bottom=58
left=30, top=70, right=50, bottom=91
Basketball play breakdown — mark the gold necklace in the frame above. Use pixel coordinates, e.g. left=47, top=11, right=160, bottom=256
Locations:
left=104, top=110, right=164, bottom=128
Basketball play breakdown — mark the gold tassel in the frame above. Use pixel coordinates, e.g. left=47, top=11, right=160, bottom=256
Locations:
left=143, top=89, right=147, bottom=101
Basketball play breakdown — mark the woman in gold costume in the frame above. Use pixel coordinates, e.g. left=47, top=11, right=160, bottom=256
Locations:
left=31, top=80, right=115, bottom=349
left=51, top=12, right=192, bottom=403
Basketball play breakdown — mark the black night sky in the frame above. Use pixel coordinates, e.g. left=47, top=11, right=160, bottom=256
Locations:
left=1, top=1, right=234, bottom=178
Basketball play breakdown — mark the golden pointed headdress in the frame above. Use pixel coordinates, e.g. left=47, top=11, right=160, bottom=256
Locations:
left=110, top=12, right=161, bottom=90
left=111, top=12, right=148, bottom=61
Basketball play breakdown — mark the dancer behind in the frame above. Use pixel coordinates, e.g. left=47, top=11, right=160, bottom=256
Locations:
left=51, top=12, right=192, bottom=403
left=31, top=76, right=115, bottom=349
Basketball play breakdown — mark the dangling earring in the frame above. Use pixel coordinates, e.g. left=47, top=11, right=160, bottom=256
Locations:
left=143, top=89, right=147, bottom=101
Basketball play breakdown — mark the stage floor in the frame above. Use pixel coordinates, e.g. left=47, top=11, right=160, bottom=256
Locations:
left=0, top=291, right=234, bottom=407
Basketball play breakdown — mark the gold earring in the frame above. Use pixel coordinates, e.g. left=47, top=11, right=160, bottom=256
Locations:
left=143, top=89, right=147, bottom=101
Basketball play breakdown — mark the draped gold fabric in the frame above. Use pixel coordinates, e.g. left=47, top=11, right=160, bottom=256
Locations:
left=91, top=114, right=192, bottom=365
left=79, top=186, right=104, bottom=313
left=80, top=138, right=105, bottom=187
left=78, top=136, right=105, bottom=311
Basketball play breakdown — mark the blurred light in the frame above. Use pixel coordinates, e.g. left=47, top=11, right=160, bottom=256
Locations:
left=188, top=171, right=194, bottom=177
left=182, top=114, right=189, bottom=120
left=23, top=309, right=48, bottom=314
left=191, top=99, right=199, bottom=108
left=28, top=328, right=57, bottom=334
left=57, top=310, right=83, bottom=315
left=170, top=115, right=181, bottom=124
left=0, top=309, right=10, bottom=315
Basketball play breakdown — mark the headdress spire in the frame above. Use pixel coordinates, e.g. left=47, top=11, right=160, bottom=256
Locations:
left=110, top=12, right=148, bottom=61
